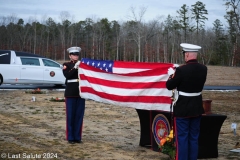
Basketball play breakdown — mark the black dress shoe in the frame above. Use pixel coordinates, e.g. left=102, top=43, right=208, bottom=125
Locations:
left=74, top=140, right=82, bottom=143
left=68, top=141, right=75, bottom=144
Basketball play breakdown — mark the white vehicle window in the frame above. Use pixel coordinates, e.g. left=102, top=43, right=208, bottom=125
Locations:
left=42, top=59, right=60, bottom=68
left=21, top=57, right=40, bottom=66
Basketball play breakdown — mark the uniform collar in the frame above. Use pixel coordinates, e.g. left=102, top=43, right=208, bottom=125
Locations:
left=186, top=59, right=198, bottom=64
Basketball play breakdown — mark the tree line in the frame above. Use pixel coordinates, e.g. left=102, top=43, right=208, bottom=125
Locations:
left=0, top=0, right=239, bottom=66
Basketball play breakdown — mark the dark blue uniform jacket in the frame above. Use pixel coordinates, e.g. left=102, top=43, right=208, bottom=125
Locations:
left=166, top=59, right=207, bottom=117
left=62, top=61, right=80, bottom=97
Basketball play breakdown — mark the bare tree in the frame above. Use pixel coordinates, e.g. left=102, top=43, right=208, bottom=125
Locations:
left=0, top=16, right=7, bottom=48
left=224, top=0, right=240, bottom=66
left=112, top=20, right=123, bottom=60
left=6, top=14, right=19, bottom=49
left=17, top=18, right=31, bottom=51
left=127, top=6, right=147, bottom=62
left=143, top=19, right=159, bottom=62
left=59, top=11, right=71, bottom=61
left=27, top=16, right=38, bottom=54
left=0, top=16, right=7, bottom=26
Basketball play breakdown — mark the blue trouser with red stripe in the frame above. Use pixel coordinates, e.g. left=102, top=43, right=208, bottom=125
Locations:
left=174, top=116, right=201, bottom=160
left=65, top=97, right=85, bottom=141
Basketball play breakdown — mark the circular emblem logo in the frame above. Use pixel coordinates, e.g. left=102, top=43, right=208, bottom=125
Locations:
left=152, top=114, right=170, bottom=146
left=50, top=71, right=55, bottom=77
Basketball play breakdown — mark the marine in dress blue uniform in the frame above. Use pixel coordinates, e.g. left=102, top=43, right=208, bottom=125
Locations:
left=62, top=46, right=85, bottom=144
left=166, top=43, right=207, bottom=160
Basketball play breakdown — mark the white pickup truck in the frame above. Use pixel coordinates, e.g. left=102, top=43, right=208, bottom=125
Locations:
left=0, top=50, right=65, bottom=86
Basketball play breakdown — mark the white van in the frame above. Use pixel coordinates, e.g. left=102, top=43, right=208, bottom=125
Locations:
left=0, top=50, right=65, bottom=86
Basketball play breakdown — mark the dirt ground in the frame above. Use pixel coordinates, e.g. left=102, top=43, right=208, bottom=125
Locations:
left=0, top=65, right=240, bottom=160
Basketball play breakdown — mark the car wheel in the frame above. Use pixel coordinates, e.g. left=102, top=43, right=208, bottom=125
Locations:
left=0, top=74, right=3, bottom=85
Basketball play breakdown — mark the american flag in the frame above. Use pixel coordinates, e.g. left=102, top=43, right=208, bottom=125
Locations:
left=79, top=58, right=174, bottom=111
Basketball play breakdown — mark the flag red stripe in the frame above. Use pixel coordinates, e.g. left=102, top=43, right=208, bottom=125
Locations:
left=81, top=87, right=172, bottom=104
left=80, top=63, right=171, bottom=76
left=114, top=61, right=173, bottom=69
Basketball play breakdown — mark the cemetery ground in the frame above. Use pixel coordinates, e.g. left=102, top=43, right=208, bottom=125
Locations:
left=0, top=65, right=240, bottom=160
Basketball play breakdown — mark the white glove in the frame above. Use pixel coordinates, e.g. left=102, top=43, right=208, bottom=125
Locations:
left=168, top=68, right=175, bottom=76
left=74, top=61, right=80, bottom=69
left=174, top=64, right=179, bottom=68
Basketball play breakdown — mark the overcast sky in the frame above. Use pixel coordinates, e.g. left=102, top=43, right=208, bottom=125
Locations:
left=0, top=0, right=228, bottom=28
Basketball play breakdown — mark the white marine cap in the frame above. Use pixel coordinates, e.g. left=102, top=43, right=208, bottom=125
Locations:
left=180, top=43, right=201, bottom=52
left=67, top=46, right=81, bottom=55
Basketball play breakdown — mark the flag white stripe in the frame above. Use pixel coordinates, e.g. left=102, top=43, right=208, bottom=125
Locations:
left=81, top=80, right=172, bottom=96
left=113, top=67, right=150, bottom=74
left=80, top=69, right=169, bottom=82
left=80, top=92, right=171, bottom=111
